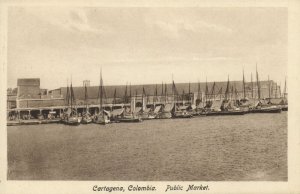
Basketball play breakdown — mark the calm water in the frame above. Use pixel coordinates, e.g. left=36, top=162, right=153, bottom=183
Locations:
left=7, top=112, right=287, bottom=181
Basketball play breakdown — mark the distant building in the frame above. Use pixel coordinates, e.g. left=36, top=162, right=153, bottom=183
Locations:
left=8, top=78, right=282, bottom=110
left=17, top=78, right=40, bottom=99
left=14, top=78, right=64, bottom=109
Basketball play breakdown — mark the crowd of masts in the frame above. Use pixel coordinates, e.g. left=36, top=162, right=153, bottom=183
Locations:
left=60, top=67, right=287, bottom=125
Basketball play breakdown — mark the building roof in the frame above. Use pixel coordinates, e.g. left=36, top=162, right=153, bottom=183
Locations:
left=55, top=80, right=273, bottom=100
left=17, top=78, right=40, bottom=86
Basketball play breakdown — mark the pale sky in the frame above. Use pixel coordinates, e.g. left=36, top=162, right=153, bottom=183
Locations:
left=7, top=7, right=287, bottom=89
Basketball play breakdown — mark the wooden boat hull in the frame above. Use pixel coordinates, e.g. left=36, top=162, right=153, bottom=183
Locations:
left=140, top=113, right=156, bottom=120
left=206, top=110, right=245, bottom=116
left=81, top=117, right=92, bottom=124
left=281, top=105, right=288, bottom=111
left=94, top=118, right=110, bottom=125
left=158, top=112, right=172, bottom=119
left=64, top=117, right=81, bottom=125
left=118, top=118, right=142, bottom=123
left=250, top=107, right=282, bottom=113
left=173, top=112, right=193, bottom=118
left=94, top=114, right=110, bottom=125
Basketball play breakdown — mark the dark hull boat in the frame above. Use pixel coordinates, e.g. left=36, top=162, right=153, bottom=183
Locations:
left=81, top=116, right=92, bottom=124
left=158, top=111, right=172, bottom=119
left=94, top=113, right=110, bottom=125
left=140, top=113, right=156, bottom=120
left=64, top=116, right=81, bottom=125
left=249, top=106, right=282, bottom=113
left=63, top=82, right=81, bottom=125
left=281, top=105, right=288, bottom=111
left=206, top=110, right=245, bottom=116
left=118, top=118, right=142, bottom=123
left=118, top=112, right=142, bottom=123
left=173, top=111, right=193, bottom=118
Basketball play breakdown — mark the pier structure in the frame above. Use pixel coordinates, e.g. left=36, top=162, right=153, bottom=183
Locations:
left=7, top=77, right=282, bottom=120
left=7, top=96, right=199, bottom=120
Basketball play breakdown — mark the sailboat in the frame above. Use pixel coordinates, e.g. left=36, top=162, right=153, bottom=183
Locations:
left=81, top=83, right=92, bottom=124
left=281, top=77, right=288, bottom=111
left=159, top=83, right=173, bottom=119
left=63, top=81, right=81, bottom=125
left=139, top=87, right=155, bottom=120
left=172, top=80, right=193, bottom=118
left=239, top=69, right=252, bottom=113
left=195, top=81, right=205, bottom=116
left=249, top=66, right=281, bottom=113
left=206, top=76, right=244, bottom=116
left=150, top=84, right=160, bottom=119
left=110, top=88, right=124, bottom=122
left=117, top=84, right=141, bottom=123
left=93, top=68, right=110, bottom=125
left=119, top=94, right=142, bottom=123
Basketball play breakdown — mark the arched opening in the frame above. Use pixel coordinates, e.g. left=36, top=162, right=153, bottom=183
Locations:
left=89, top=107, right=98, bottom=115
left=136, top=102, right=142, bottom=107
left=41, top=109, right=51, bottom=119
left=7, top=111, right=18, bottom=120
left=30, top=110, right=40, bottom=119
left=20, top=110, right=30, bottom=120
left=77, top=107, right=84, bottom=115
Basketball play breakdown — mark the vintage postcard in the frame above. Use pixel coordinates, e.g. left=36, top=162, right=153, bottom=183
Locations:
left=0, top=0, right=300, bottom=193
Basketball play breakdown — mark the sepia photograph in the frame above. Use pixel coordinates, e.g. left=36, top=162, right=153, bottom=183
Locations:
left=5, top=6, right=289, bottom=181
left=1, top=1, right=300, bottom=193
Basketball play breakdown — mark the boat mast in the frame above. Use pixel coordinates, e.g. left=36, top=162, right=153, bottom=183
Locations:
left=154, top=84, right=158, bottom=105
left=251, top=72, right=254, bottom=99
left=124, top=83, right=128, bottom=103
left=197, top=80, right=201, bottom=104
left=210, top=82, right=216, bottom=101
left=275, top=82, right=278, bottom=98
left=218, top=87, right=223, bottom=100
left=99, top=68, right=103, bottom=112
left=70, top=82, right=72, bottom=110
left=243, top=69, right=246, bottom=99
left=188, top=82, right=191, bottom=104
left=113, top=88, right=117, bottom=111
left=256, top=65, right=261, bottom=100
left=129, top=83, right=132, bottom=103
left=165, top=83, right=167, bottom=103
left=205, top=78, right=209, bottom=106
left=172, top=80, right=176, bottom=107
left=66, top=79, right=70, bottom=106
left=182, top=89, right=185, bottom=105
left=70, top=81, right=75, bottom=112
left=283, top=77, right=287, bottom=98
left=196, top=80, right=201, bottom=105
left=230, top=85, right=234, bottom=100
left=279, top=82, right=282, bottom=98
left=172, top=74, right=175, bottom=106
left=225, top=75, right=230, bottom=101
left=142, top=86, right=146, bottom=111
left=135, top=90, right=138, bottom=100
left=84, top=83, right=88, bottom=111
left=268, top=75, right=271, bottom=100
left=234, top=85, right=238, bottom=101
left=271, top=81, right=274, bottom=98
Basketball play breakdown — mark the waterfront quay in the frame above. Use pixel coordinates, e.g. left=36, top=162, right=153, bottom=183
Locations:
left=7, top=77, right=286, bottom=125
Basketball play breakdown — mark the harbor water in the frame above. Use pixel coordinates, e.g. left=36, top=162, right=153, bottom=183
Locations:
left=7, top=112, right=287, bottom=181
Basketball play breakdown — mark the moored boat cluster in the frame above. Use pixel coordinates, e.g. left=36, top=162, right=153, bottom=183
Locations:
left=7, top=68, right=288, bottom=126
left=60, top=69, right=287, bottom=126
